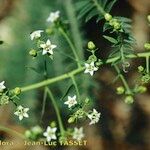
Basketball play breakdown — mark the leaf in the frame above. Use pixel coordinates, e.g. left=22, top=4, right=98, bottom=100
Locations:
left=60, top=84, right=74, bottom=101
left=78, top=3, right=94, bottom=19
left=103, top=35, right=118, bottom=44
left=105, top=0, right=118, bottom=12
left=25, top=66, right=41, bottom=74
left=85, top=9, right=99, bottom=22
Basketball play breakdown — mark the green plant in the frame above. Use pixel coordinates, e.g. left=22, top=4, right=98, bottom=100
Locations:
left=0, top=0, right=150, bottom=145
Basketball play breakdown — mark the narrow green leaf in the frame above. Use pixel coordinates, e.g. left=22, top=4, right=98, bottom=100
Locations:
left=103, top=35, right=118, bottom=44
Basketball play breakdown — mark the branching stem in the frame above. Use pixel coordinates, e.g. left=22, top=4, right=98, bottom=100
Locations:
left=58, top=27, right=81, bottom=68
left=0, top=125, right=25, bottom=139
left=46, top=87, right=65, bottom=136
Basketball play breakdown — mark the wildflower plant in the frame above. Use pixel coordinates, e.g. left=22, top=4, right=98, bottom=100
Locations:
left=0, top=0, right=150, bottom=145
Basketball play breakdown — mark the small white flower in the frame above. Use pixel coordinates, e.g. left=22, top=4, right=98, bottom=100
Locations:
left=87, top=109, right=101, bottom=125
left=64, top=95, right=77, bottom=108
left=47, top=11, right=60, bottom=23
left=43, top=126, right=57, bottom=142
left=40, top=39, right=57, bottom=55
left=0, top=81, right=6, bottom=91
left=14, top=105, right=29, bottom=121
left=30, top=30, right=43, bottom=40
left=84, top=61, right=98, bottom=76
left=73, top=127, right=84, bottom=141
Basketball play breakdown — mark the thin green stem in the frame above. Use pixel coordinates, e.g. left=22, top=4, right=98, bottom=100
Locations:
left=114, top=64, right=132, bottom=95
left=70, top=75, right=80, bottom=102
left=40, top=87, right=47, bottom=121
left=20, top=51, right=150, bottom=93
left=46, top=87, right=65, bottom=135
left=58, top=27, right=81, bottom=68
left=64, top=0, right=84, bottom=60
left=146, top=56, right=150, bottom=73
left=21, top=67, right=84, bottom=92
left=0, top=125, right=25, bottom=139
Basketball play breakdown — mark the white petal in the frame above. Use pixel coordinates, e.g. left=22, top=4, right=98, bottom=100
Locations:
left=51, top=134, right=57, bottom=140
left=23, top=113, right=29, bottom=118
left=43, top=132, right=48, bottom=137
left=47, top=137, right=51, bottom=142
left=52, top=127, right=57, bottom=132
left=84, top=69, right=89, bottom=74
left=89, top=71, right=94, bottom=76
left=42, top=50, right=48, bottom=55
left=48, top=49, right=53, bottom=55
left=46, top=39, right=51, bottom=45
left=40, top=44, right=46, bottom=48
left=64, top=101, right=69, bottom=105
left=19, top=115, right=23, bottom=121
left=85, top=63, right=89, bottom=67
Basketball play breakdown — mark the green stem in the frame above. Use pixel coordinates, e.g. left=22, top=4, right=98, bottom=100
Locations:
left=20, top=51, right=150, bottom=93
left=70, top=75, right=80, bottom=102
left=92, top=0, right=106, bottom=15
left=0, top=125, right=25, bottom=139
left=64, top=0, right=84, bottom=60
left=46, top=87, right=65, bottom=135
left=58, top=27, right=81, bottom=68
left=21, top=67, right=84, bottom=92
left=146, top=56, right=150, bottom=73
left=40, top=87, right=48, bottom=121
left=106, top=52, right=150, bottom=64
left=114, top=64, right=132, bottom=95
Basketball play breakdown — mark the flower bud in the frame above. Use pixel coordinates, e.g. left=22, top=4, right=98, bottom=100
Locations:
left=109, top=19, right=117, bottom=26
left=68, top=116, right=75, bottom=124
left=0, top=95, right=9, bottom=105
left=85, top=98, right=90, bottom=104
left=138, top=66, right=144, bottom=73
left=147, top=15, right=150, bottom=23
left=104, top=13, right=112, bottom=21
left=29, top=49, right=37, bottom=57
left=46, top=28, right=54, bottom=35
left=144, top=43, right=150, bottom=50
left=50, top=121, right=57, bottom=127
left=113, top=22, right=121, bottom=30
left=0, top=89, right=4, bottom=94
left=31, top=126, right=43, bottom=135
left=88, top=55, right=97, bottom=62
left=87, top=41, right=96, bottom=50
left=14, top=87, right=21, bottom=95
left=124, top=96, right=134, bottom=104
left=141, top=74, right=150, bottom=83
left=25, top=130, right=32, bottom=139
left=116, top=86, right=125, bottom=95
left=136, top=86, right=147, bottom=93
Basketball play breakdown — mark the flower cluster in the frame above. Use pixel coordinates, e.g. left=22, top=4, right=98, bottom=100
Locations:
left=0, top=81, right=29, bottom=120
left=29, top=11, right=60, bottom=59
left=64, top=95, right=101, bottom=125
left=138, top=65, right=150, bottom=84
left=104, top=13, right=122, bottom=31
left=84, top=41, right=102, bottom=76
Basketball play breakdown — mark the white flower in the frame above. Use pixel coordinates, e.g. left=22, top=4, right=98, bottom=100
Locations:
left=84, top=61, right=98, bottom=76
left=73, top=127, right=84, bottom=141
left=30, top=30, right=43, bottom=40
left=87, top=109, right=101, bottom=125
left=0, top=81, right=6, bottom=91
left=40, top=39, right=57, bottom=55
left=64, top=95, right=77, bottom=108
left=14, top=105, right=29, bottom=121
left=47, top=11, right=60, bottom=23
left=43, top=126, right=57, bottom=142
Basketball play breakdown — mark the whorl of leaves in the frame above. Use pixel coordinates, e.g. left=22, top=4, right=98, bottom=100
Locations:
left=75, top=0, right=117, bottom=22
